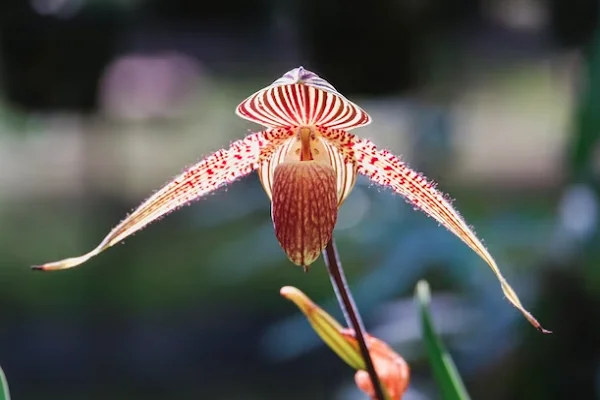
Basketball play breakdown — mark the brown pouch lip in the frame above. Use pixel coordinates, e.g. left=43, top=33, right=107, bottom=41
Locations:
left=271, top=160, right=338, bottom=268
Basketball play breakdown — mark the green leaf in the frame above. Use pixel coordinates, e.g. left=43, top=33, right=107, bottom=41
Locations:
left=415, top=280, right=471, bottom=400
left=0, top=364, right=11, bottom=400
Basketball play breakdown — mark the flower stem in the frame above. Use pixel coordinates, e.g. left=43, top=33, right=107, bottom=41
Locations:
left=323, top=238, right=385, bottom=400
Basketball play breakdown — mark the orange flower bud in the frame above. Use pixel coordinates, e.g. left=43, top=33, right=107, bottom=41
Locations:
left=281, top=286, right=410, bottom=399
left=271, top=160, right=338, bottom=269
left=341, top=329, right=410, bottom=400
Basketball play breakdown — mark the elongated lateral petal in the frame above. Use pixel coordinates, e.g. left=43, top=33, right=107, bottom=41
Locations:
left=236, top=67, right=371, bottom=130
left=33, top=129, right=294, bottom=271
left=321, top=128, right=551, bottom=333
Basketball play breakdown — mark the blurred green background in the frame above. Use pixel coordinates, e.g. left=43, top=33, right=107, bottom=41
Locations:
left=1, top=0, right=600, bottom=399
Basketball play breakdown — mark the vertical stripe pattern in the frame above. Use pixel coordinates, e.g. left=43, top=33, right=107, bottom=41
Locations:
left=236, top=67, right=371, bottom=130
left=258, top=133, right=356, bottom=206
left=319, top=136, right=357, bottom=205
left=258, top=136, right=297, bottom=200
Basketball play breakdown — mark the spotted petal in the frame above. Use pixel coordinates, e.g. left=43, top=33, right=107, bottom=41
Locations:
left=235, top=67, right=371, bottom=130
left=33, top=128, right=294, bottom=271
left=321, top=127, right=550, bottom=333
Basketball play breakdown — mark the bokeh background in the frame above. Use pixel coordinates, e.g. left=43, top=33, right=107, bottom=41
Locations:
left=1, top=0, right=599, bottom=399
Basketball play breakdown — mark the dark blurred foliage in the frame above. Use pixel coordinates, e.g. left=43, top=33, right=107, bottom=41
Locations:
left=0, top=0, right=599, bottom=399
left=0, top=0, right=124, bottom=112
left=1, top=0, right=599, bottom=111
left=548, top=0, right=599, bottom=48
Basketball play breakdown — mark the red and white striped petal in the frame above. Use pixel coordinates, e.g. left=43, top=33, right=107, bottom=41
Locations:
left=320, top=127, right=551, bottom=333
left=32, top=128, right=294, bottom=271
left=258, top=136, right=297, bottom=201
left=258, top=128, right=356, bottom=205
left=235, top=67, right=371, bottom=130
left=319, top=136, right=357, bottom=205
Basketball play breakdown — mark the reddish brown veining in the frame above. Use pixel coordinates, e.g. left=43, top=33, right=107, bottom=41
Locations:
left=271, top=160, right=338, bottom=268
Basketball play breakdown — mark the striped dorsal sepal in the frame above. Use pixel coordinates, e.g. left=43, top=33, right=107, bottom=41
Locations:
left=236, top=67, right=371, bottom=130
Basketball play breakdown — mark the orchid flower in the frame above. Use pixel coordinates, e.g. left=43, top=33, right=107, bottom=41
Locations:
left=33, top=67, right=549, bottom=333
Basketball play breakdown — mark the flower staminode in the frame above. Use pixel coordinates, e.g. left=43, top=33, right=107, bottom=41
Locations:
left=32, top=67, right=550, bottom=333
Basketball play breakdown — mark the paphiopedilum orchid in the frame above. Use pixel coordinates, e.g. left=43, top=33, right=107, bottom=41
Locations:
left=33, top=67, right=549, bottom=333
